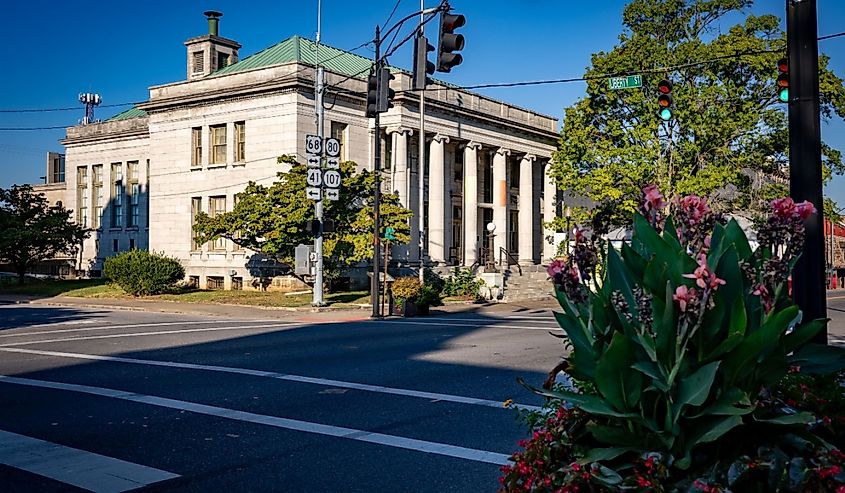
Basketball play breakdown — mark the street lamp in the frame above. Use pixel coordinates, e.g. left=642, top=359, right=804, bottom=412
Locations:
left=485, top=222, right=497, bottom=272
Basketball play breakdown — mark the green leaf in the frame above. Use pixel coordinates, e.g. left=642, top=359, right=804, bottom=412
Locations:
left=704, top=294, right=747, bottom=361
left=688, top=388, right=752, bottom=418
left=675, top=361, right=720, bottom=420
left=631, top=361, right=669, bottom=391
left=580, top=447, right=639, bottom=463
left=754, top=412, right=815, bottom=426
left=782, top=319, right=828, bottom=354
left=683, top=415, right=744, bottom=462
left=723, top=219, right=753, bottom=261
left=633, top=214, right=674, bottom=262
left=723, top=305, right=800, bottom=385
left=595, top=332, right=643, bottom=411
left=588, top=424, right=647, bottom=447
left=654, top=281, right=677, bottom=363
left=517, top=379, right=637, bottom=418
left=788, top=344, right=845, bottom=374
left=621, top=242, right=646, bottom=280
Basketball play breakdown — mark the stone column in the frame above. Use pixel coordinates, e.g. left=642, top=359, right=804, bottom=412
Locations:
left=463, top=142, right=481, bottom=266
left=543, top=160, right=558, bottom=262
left=389, top=128, right=412, bottom=262
left=428, top=134, right=449, bottom=263
left=518, top=154, right=536, bottom=265
left=493, top=148, right=509, bottom=262
left=389, top=127, right=412, bottom=206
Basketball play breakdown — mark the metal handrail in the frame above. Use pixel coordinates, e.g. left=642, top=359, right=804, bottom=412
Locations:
left=499, top=247, right=522, bottom=276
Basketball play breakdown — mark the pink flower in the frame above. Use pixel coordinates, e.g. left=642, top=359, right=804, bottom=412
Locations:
left=771, top=197, right=816, bottom=220
left=673, top=285, right=698, bottom=312
left=547, top=258, right=566, bottom=278
left=683, top=255, right=726, bottom=290
left=752, top=283, right=774, bottom=312
left=642, top=185, right=665, bottom=212
left=677, top=195, right=711, bottom=225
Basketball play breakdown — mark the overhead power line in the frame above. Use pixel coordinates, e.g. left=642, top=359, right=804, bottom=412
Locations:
left=0, top=102, right=138, bottom=114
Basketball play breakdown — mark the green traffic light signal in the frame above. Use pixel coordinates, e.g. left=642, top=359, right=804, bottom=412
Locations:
left=658, top=107, right=673, bottom=121
left=778, top=88, right=789, bottom=103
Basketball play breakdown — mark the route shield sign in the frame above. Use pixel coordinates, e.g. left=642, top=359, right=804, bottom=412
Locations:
left=307, top=168, right=323, bottom=187
left=305, top=134, right=323, bottom=156
left=323, top=169, right=341, bottom=189
left=325, top=138, right=340, bottom=158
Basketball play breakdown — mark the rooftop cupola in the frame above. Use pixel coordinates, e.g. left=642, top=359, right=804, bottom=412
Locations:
left=184, top=10, right=241, bottom=80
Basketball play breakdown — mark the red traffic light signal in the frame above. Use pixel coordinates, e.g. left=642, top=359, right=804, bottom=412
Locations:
left=777, top=57, right=789, bottom=103
left=657, top=79, right=673, bottom=121
left=437, top=12, right=466, bottom=73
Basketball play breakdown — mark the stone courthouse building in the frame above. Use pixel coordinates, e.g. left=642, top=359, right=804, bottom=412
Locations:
left=45, top=12, right=559, bottom=289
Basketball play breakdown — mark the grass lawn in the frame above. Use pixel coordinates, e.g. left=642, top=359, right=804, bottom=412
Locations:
left=0, top=278, right=369, bottom=308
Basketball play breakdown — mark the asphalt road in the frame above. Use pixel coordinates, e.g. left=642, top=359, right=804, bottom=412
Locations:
left=0, top=302, right=566, bottom=492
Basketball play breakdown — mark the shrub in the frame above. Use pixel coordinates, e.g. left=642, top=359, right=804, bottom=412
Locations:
left=443, top=267, right=484, bottom=298
left=416, top=284, right=443, bottom=308
left=503, top=188, right=845, bottom=492
left=103, top=250, right=185, bottom=296
left=391, top=277, right=422, bottom=302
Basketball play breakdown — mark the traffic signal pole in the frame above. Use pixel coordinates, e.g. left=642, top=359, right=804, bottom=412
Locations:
left=371, top=25, right=382, bottom=318
left=787, top=0, right=826, bottom=342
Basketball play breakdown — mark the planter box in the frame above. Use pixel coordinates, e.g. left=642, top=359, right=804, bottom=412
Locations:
left=394, top=300, right=429, bottom=317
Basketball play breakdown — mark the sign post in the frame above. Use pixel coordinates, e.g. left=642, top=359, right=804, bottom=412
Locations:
left=305, top=133, right=324, bottom=305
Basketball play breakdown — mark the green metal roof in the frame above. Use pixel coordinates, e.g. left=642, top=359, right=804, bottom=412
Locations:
left=212, top=35, right=375, bottom=79
left=106, top=106, right=147, bottom=121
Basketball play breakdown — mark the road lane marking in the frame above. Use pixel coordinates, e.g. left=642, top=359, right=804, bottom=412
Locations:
left=0, top=323, right=297, bottom=348
left=0, top=376, right=512, bottom=466
left=0, top=428, right=178, bottom=492
left=0, top=347, right=541, bottom=412
left=0, top=319, right=282, bottom=339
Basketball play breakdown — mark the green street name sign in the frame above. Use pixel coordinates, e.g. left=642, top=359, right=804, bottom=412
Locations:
left=608, top=75, right=643, bottom=90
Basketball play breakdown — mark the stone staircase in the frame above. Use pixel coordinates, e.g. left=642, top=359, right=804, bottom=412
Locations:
left=502, top=264, right=554, bottom=302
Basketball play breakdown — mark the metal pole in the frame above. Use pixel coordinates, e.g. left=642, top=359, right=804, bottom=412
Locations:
left=383, top=241, right=389, bottom=316
left=371, top=26, right=382, bottom=318
left=418, top=0, right=426, bottom=282
left=312, top=0, right=326, bottom=306
left=787, top=0, right=826, bottom=342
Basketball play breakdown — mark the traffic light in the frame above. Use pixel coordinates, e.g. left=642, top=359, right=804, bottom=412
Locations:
left=366, top=70, right=378, bottom=118
left=777, top=57, right=789, bottom=103
left=413, top=34, right=435, bottom=90
left=657, top=79, right=674, bottom=121
left=377, top=67, right=395, bottom=113
left=437, top=11, right=465, bottom=73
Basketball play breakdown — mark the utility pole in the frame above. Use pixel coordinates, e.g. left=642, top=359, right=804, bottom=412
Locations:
left=418, top=0, right=427, bottom=282
left=312, top=0, right=326, bottom=306
left=371, top=25, right=382, bottom=318
left=787, top=0, right=826, bottom=342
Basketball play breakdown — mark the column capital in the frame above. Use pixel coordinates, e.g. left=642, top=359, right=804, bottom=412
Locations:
left=387, top=126, right=413, bottom=136
left=465, top=141, right=483, bottom=150
left=495, top=147, right=511, bottom=158
left=432, top=134, right=451, bottom=144
left=521, top=153, right=537, bottom=163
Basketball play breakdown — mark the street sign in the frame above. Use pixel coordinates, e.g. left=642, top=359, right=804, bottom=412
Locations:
left=324, top=188, right=340, bottom=201
left=325, top=138, right=340, bottom=158
left=305, top=134, right=323, bottom=155
left=307, top=168, right=323, bottom=187
left=306, top=187, right=321, bottom=200
left=608, top=75, right=642, bottom=90
left=323, top=169, right=341, bottom=188
left=326, top=156, right=340, bottom=169
left=306, top=155, right=321, bottom=168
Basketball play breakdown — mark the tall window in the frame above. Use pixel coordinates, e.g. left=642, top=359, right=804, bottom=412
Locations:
left=330, top=121, right=347, bottom=160
left=210, top=125, right=227, bottom=165
left=92, top=165, right=103, bottom=228
left=217, top=52, right=229, bottom=70
left=191, top=197, right=202, bottom=251
left=208, top=196, right=226, bottom=251
left=191, top=127, right=202, bottom=167
left=482, top=152, right=493, bottom=203
left=51, top=155, right=65, bottom=183
left=111, top=163, right=123, bottom=228
left=234, top=121, right=245, bottom=162
left=127, top=161, right=140, bottom=227
left=76, top=167, right=88, bottom=227
left=508, top=159, right=520, bottom=189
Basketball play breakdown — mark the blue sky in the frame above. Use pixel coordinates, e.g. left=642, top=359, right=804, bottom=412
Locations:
left=1, top=0, right=843, bottom=206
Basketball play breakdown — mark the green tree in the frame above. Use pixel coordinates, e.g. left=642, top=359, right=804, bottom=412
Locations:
left=0, top=185, right=89, bottom=285
left=193, top=155, right=413, bottom=268
left=551, top=0, right=845, bottom=228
